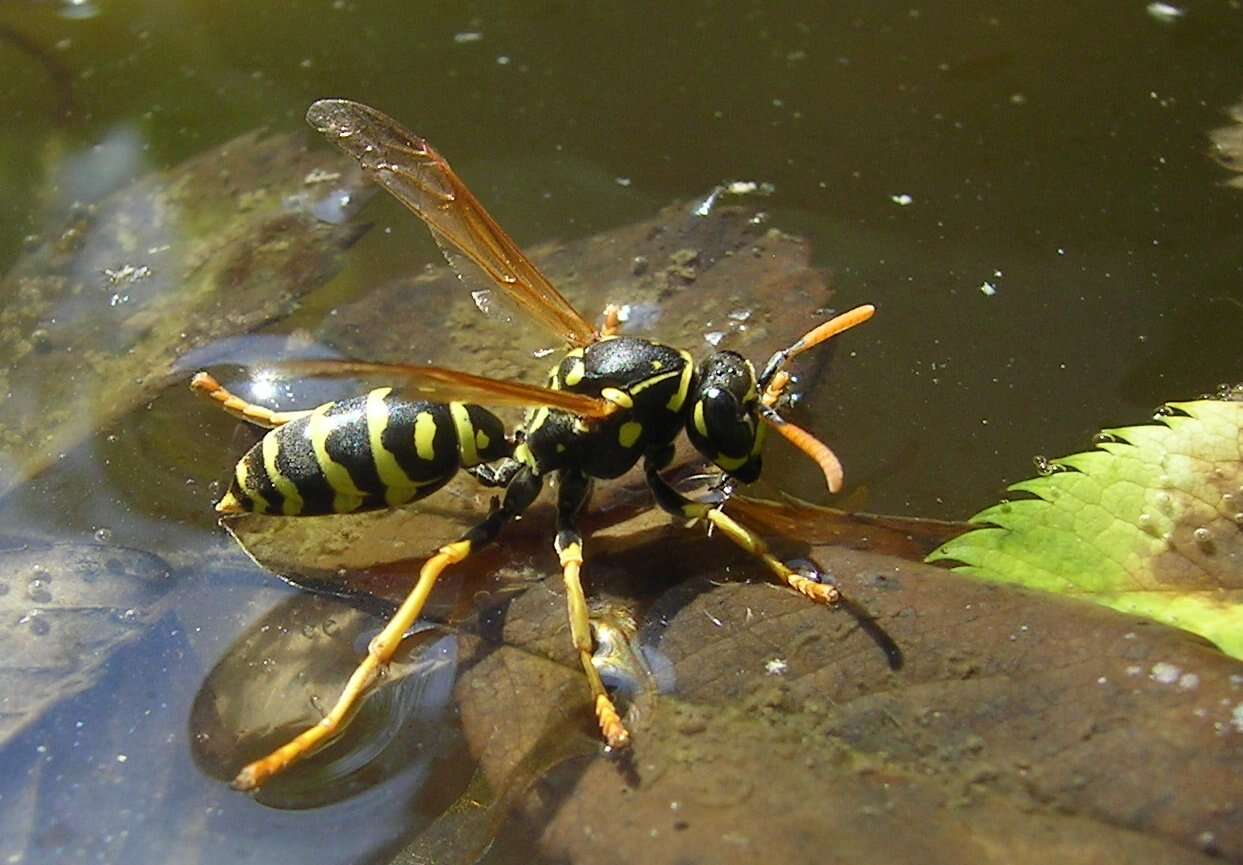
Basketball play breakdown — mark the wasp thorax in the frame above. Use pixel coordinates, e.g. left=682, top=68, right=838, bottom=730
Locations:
left=687, top=351, right=765, bottom=482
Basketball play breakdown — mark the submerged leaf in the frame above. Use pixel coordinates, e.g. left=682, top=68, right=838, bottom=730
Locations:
left=0, top=539, right=174, bottom=747
left=928, top=397, right=1243, bottom=657
left=0, top=130, right=371, bottom=497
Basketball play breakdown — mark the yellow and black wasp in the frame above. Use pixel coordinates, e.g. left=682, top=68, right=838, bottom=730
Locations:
left=192, top=99, right=874, bottom=791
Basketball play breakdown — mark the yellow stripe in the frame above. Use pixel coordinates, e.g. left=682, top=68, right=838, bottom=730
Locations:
left=514, top=441, right=536, bottom=469
left=716, top=452, right=747, bottom=471
left=750, top=420, right=768, bottom=455
left=527, top=406, right=550, bottom=435
left=693, top=400, right=708, bottom=437
left=309, top=402, right=366, bottom=513
left=601, top=387, right=633, bottom=409
left=414, top=411, right=438, bottom=461
left=263, top=431, right=304, bottom=515
left=235, top=457, right=269, bottom=514
left=667, top=351, right=694, bottom=411
left=366, top=388, right=419, bottom=507
left=450, top=402, right=479, bottom=466
left=563, top=358, right=586, bottom=387
left=629, top=369, right=679, bottom=395
left=618, top=421, right=643, bottom=448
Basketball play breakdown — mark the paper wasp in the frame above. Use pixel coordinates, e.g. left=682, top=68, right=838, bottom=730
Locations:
left=191, top=99, right=874, bottom=790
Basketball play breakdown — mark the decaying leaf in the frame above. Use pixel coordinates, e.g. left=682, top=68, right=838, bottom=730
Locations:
left=0, top=539, right=174, bottom=747
left=928, top=397, right=1243, bottom=657
left=444, top=535, right=1243, bottom=864
left=1211, top=97, right=1243, bottom=190
left=224, top=196, right=845, bottom=579
left=0, top=130, right=372, bottom=497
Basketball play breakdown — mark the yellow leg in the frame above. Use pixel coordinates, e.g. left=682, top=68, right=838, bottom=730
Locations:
left=232, top=539, right=472, bottom=790
left=190, top=371, right=314, bottom=429
left=690, top=504, right=840, bottom=606
left=557, top=541, right=630, bottom=749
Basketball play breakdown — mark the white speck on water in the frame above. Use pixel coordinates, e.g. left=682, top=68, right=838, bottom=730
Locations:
left=1232, top=704, right=1243, bottom=733
left=1126, top=665, right=1143, bottom=676
left=890, top=193, right=913, bottom=206
left=979, top=281, right=996, bottom=296
left=116, top=753, right=127, bottom=763
left=1179, top=673, right=1200, bottom=690
left=1150, top=662, right=1181, bottom=684
left=453, top=31, right=483, bottom=43
left=704, top=331, right=725, bottom=347
left=765, top=657, right=788, bottom=676
left=1146, top=3, right=1184, bottom=23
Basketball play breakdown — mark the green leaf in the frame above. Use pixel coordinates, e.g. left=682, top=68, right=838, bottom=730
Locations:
left=928, top=397, right=1243, bottom=657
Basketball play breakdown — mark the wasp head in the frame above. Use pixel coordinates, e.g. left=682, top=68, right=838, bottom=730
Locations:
left=686, top=351, right=767, bottom=483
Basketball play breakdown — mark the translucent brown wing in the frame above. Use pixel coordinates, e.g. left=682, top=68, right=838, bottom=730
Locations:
left=273, top=359, right=616, bottom=418
left=306, top=99, right=598, bottom=348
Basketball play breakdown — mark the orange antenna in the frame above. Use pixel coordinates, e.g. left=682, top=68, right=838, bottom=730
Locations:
left=759, top=304, right=874, bottom=404
left=757, top=303, right=873, bottom=493
left=760, top=408, right=844, bottom=493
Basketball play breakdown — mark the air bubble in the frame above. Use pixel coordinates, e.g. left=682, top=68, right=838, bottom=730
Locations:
left=1136, top=513, right=1155, bottom=533
left=322, top=618, right=340, bottom=636
left=93, top=527, right=113, bottom=543
left=1032, top=455, right=1054, bottom=476
left=1193, top=527, right=1214, bottom=551
left=1154, top=492, right=1172, bottom=513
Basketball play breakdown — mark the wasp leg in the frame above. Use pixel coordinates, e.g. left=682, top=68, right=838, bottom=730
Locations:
left=189, top=371, right=314, bottom=429
left=468, top=457, right=524, bottom=488
left=642, top=448, right=840, bottom=606
left=555, top=470, right=630, bottom=749
left=232, top=466, right=545, bottom=791
left=600, top=303, right=624, bottom=338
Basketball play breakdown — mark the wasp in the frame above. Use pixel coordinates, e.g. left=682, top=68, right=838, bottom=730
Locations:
left=191, top=99, right=874, bottom=791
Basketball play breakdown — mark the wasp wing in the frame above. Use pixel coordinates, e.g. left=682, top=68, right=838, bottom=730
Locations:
left=306, top=99, right=598, bottom=348
left=273, top=359, right=616, bottom=418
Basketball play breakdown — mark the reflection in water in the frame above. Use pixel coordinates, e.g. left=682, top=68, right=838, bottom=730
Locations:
left=190, top=593, right=459, bottom=811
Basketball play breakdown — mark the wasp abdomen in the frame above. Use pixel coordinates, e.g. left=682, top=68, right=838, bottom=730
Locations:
left=218, top=389, right=508, bottom=516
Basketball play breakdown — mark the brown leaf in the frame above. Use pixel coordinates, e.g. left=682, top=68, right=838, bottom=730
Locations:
left=447, top=531, right=1243, bottom=864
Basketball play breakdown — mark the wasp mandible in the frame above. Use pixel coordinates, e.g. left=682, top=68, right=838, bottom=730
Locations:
left=192, top=100, right=874, bottom=790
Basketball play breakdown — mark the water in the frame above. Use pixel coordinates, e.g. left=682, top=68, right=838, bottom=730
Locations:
left=0, top=2, right=1240, bottom=863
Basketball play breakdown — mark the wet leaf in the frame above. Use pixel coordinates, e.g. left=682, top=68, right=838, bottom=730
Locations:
left=226, top=196, right=841, bottom=578
left=928, top=397, right=1243, bottom=658
left=0, top=538, right=174, bottom=747
left=448, top=532, right=1243, bottom=864
left=0, top=130, right=371, bottom=496
left=1211, top=97, right=1243, bottom=190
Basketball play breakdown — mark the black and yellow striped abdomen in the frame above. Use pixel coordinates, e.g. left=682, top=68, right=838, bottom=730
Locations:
left=218, top=389, right=510, bottom=516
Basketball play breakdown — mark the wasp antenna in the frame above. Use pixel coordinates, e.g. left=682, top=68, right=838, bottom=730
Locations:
left=759, top=304, right=875, bottom=399
left=760, top=408, right=844, bottom=494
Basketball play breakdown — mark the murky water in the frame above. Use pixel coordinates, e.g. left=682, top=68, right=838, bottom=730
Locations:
left=0, top=2, right=1240, bottom=864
